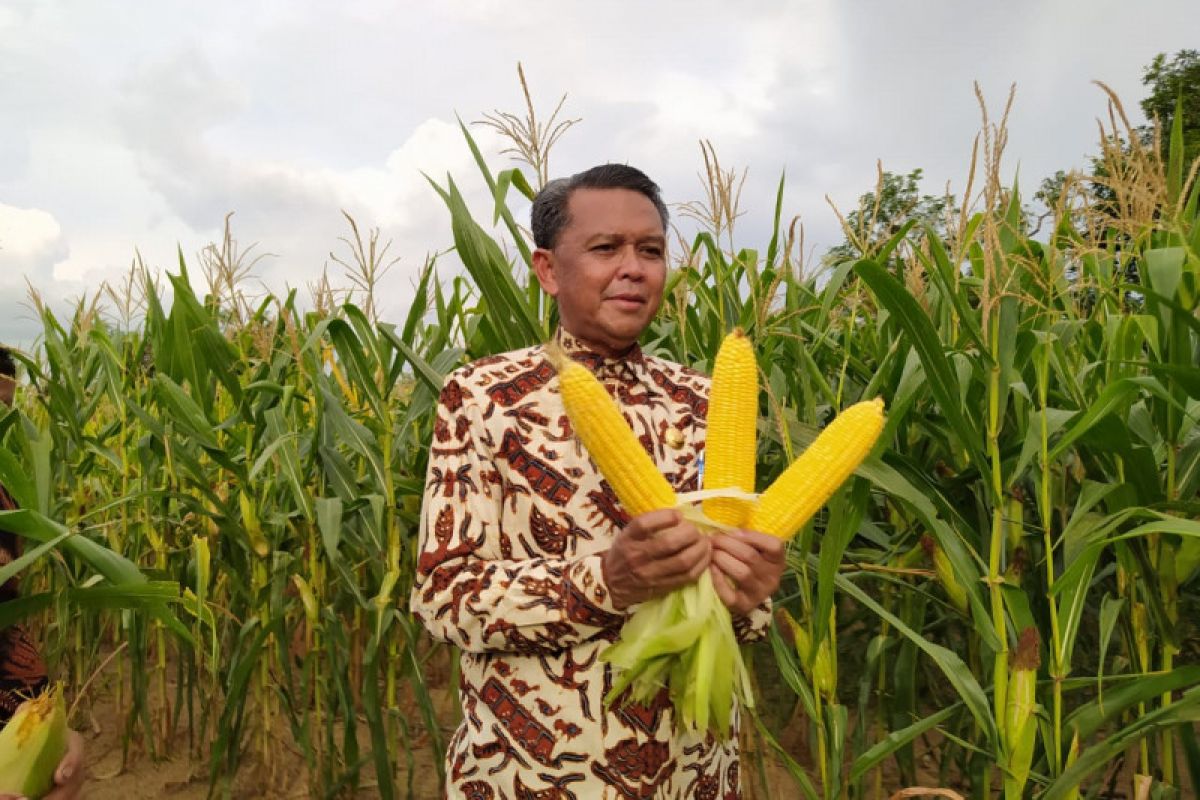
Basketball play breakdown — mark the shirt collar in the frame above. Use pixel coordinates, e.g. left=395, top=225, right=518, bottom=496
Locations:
left=553, top=327, right=645, bottom=384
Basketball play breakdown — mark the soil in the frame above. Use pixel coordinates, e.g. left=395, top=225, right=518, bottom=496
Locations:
left=76, top=686, right=449, bottom=799
left=69, top=664, right=1167, bottom=800
left=71, top=686, right=894, bottom=800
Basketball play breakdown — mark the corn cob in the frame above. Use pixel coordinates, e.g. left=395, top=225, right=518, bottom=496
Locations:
left=549, top=339, right=748, bottom=737
left=1003, top=627, right=1041, bottom=800
left=778, top=608, right=835, bottom=697
left=0, top=686, right=67, bottom=799
left=749, top=398, right=884, bottom=540
left=552, top=348, right=677, bottom=516
left=702, top=329, right=757, bottom=527
left=921, top=534, right=969, bottom=615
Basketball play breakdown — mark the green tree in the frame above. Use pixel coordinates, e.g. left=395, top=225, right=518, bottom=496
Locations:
left=1139, top=48, right=1200, bottom=168
left=826, top=168, right=954, bottom=263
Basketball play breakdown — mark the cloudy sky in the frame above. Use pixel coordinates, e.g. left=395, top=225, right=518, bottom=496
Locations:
left=2, top=0, right=1197, bottom=345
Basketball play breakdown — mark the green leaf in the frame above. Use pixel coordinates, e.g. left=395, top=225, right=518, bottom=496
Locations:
left=855, top=259, right=987, bottom=470
left=0, top=445, right=36, bottom=511
left=1048, top=377, right=1175, bottom=462
left=1052, top=541, right=1102, bottom=670
left=1066, top=666, right=1200, bottom=741
left=0, top=530, right=71, bottom=588
left=0, top=593, right=53, bottom=628
left=1096, top=594, right=1124, bottom=704
left=858, top=457, right=1000, bottom=652
left=1168, top=94, right=1185, bottom=206
left=1045, top=683, right=1200, bottom=800
left=0, top=508, right=145, bottom=585
left=812, top=479, right=867, bottom=650
left=456, top=116, right=534, bottom=269
left=835, top=571, right=999, bottom=746
left=850, top=705, right=959, bottom=782
left=153, top=374, right=219, bottom=449
left=427, top=173, right=543, bottom=351
left=378, top=325, right=450, bottom=394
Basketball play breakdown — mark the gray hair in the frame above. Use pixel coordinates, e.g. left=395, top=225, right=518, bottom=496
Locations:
left=530, top=164, right=669, bottom=250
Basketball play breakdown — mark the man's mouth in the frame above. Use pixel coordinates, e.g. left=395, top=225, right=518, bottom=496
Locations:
left=607, top=294, right=645, bottom=309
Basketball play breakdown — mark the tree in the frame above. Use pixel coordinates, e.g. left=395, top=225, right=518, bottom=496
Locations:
left=826, top=168, right=955, bottom=263
left=1139, top=49, right=1200, bottom=168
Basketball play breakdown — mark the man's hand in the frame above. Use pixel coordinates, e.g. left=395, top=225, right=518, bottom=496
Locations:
left=710, top=529, right=786, bottom=616
left=44, top=730, right=85, bottom=800
left=0, top=729, right=85, bottom=800
left=601, top=509, right=711, bottom=610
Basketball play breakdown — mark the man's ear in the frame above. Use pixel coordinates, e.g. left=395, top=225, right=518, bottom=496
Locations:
left=532, top=248, right=559, bottom=297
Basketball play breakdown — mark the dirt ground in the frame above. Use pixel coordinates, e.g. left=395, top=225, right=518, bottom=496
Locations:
left=76, top=687, right=449, bottom=799
left=71, top=679, right=1162, bottom=799
left=71, top=687, right=907, bottom=800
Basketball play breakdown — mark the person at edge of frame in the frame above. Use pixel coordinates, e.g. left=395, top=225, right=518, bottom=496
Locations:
left=0, top=346, right=86, bottom=800
left=409, top=164, right=786, bottom=799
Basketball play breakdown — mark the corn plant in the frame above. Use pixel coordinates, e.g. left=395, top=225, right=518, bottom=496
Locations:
left=6, top=79, right=1199, bottom=800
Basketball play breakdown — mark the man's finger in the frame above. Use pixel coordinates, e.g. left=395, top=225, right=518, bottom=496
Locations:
left=732, top=528, right=787, bottom=561
left=626, top=509, right=681, bottom=539
left=710, top=533, right=759, bottom=565
left=712, top=549, right=755, bottom=586
left=646, top=521, right=703, bottom=558
left=56, top=730, right=84, bottom=783
left=648, top=536, right=710, bottom=582
left=709, top=564, right=741, bottom=609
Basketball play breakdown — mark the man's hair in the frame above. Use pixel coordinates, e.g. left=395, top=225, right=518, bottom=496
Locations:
left=0, top=346, right=14, bottom=379
left=531, top=164, right=669, bottom=250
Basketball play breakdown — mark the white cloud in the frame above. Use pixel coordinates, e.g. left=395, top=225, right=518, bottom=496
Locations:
left=3, top=0, right=1200, bottom=345
left=0, top=204, right=67, bottom=276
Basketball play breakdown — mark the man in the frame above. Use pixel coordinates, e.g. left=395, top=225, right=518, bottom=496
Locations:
left=410, top=165, right=786, bottom=798
left=0, top=347, right=85, bottom=800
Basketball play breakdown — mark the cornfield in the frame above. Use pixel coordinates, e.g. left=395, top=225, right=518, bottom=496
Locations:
left=2, top=82, right=1199, bottom=800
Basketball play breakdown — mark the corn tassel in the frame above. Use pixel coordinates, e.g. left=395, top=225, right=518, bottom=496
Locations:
left=0, top=686, right=68, bottom=799
left=551, top=346, right=676, bottom=516
left=749, top=398, right=885, bottom=540
left=702, top=329, right=757, bottom=527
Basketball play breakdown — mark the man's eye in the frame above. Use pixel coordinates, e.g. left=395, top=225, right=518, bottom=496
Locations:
left=592, top=243, right=615, bottom=253
left=641, top=247, right=664, bottom=259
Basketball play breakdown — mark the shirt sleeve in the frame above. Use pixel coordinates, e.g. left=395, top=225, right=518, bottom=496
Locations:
left=408, top=375, right=627, bottom=655
left=0, top=523, right=49, bottom=724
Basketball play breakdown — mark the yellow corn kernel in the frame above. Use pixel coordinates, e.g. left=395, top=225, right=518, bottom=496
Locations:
left=557, top=357, right=677, bottom=517
left=703, top=329, right=758, bottom=527
left=0, top=686, right=68, bottom=799
left=748, top=398, right=885, bottom=541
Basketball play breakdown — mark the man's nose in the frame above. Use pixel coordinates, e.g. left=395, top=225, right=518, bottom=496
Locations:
left=616, top=245, right=645, bottom=280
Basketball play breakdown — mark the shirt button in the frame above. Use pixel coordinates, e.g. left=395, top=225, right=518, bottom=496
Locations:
left=664, top=427, right=685, bottom=449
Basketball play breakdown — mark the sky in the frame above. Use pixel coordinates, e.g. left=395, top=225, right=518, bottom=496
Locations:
left=2, top=0, right=1198, bottom=346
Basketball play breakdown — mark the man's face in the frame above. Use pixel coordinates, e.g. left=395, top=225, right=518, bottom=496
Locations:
left=0, top=376, right=13, bottom=408
left=533, top=188, right=667, bottom=356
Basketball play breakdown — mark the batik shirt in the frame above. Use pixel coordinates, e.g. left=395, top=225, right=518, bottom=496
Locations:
left=0, top=484, right=49, bottom=723
left=410, top=329, right=771, bottom=800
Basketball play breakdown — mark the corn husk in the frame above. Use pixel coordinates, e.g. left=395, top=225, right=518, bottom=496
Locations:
left=601, top=565, right=753, bottom=739
left=0, top=686, right=68, bottom=799
left=1002, top=628, right=1041, bottom=800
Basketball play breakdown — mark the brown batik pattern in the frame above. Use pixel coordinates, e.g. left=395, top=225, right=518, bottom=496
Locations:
left=0, top=484, right=49, bottom=724
left=411, top=329, right=771, bottom=799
